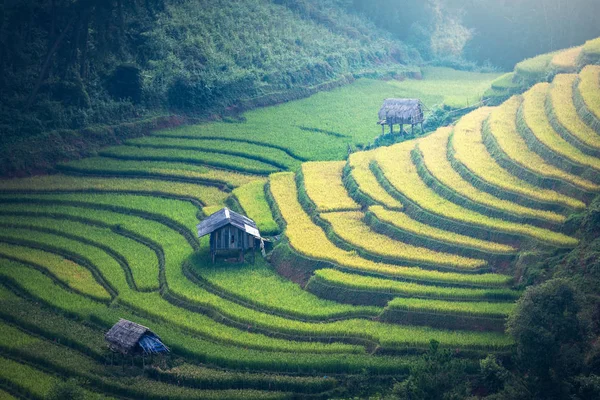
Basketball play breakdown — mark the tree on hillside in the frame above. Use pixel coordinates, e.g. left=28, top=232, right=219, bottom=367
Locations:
left=506, top=279, right=587, bottom=399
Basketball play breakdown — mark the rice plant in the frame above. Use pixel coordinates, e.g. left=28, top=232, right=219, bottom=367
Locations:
left=451, top=107, right=586, bottom=209
left=126, top=136, right=302, bottom=170
left=232, top=180, right=280, bottom=235
left=491, top=73, right=520, bottom=91
left=0, top=320, right=290, bottom=400
left=100, top=146, right=280, bottom=175
left=419, top=120, right=569, bottom=221
left=60, top=157, right=259, bottom=188
left=0, top=215, right=160, bottom=291
left=301, top=161, right=360, bottom=212
left=549, top=74, right=600, bottom=151
left=369, top=206, right=515, bottom=254
left=368, top=138, right=579, bottom=247
left=269, top=172, right=512, bottom=286
left=2, top=258, right=513, bottom=352
left=521, top=83, right=600, bottom=171
left=192, top=252, right=382, bottom=320
left=0, top=175, right=228, bottom=207
left=321, top=211, right=486, bottom=269
left=385, top=297, right=514, bottom=318
left=310, top=269, right=520, bottom=302
left=578, top=37, right=600, bottom=66
left=514, top=51, right=557, bottom=83
left=0, top=242, right=111, bottom=301
left=156, top=69, right=500, bottom=162
left=578, top=65, right=600, bottom=121
left=550, top=46, right=583, bottom=72
left=345, top=158, right=404, bottom=209
left=485, top=97, right=599, bottom=191
left=0, top=356, right=63, bottom=399
left=0, top=264, right=412, bottom=375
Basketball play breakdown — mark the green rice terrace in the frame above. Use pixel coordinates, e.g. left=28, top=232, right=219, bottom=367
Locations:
left=1, top=34, right=600, bottom=399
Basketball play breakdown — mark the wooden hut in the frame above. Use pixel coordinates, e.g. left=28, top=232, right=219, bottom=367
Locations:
left=377, top=98, right=426, bottom=135
left=197, top=208, right=262, bottom=263
left=105, top=319, right=169, bottom=355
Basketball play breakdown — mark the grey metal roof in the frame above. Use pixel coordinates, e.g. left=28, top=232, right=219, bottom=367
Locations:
left=105, top=319, right=150, bottom=354
left=378, top=98, right=424, bottom=125
left=197, top=208, right=261, bottom=239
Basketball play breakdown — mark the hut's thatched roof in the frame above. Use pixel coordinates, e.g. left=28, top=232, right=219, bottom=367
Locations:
left=378, top=98, right=425, bottom=125
left=197, top=208, right=261, bottom=239
left=105, top=319, right=168, bottom=355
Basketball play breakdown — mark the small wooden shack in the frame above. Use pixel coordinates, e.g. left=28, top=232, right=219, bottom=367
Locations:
left=105, top=319, right=169, bottom=355
left=377, top=98, right=426, bottom=135
left=196, top=208, right=262, bottom=263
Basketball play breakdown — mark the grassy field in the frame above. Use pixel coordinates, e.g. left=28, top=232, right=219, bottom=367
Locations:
left=155, top=68, right=501, bottom=161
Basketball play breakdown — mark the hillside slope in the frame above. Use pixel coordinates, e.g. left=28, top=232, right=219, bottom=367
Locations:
left=0, top=0, right=414, bottom=143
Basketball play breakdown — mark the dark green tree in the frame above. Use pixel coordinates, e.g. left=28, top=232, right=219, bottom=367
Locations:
left=392, top=340, right=470, bottom=400
left=507, top=279, right=587, bottom=399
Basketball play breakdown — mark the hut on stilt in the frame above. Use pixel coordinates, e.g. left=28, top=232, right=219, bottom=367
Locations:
left=377, top=98, right=426, bottom=135
left=105, top=319, right=169, bottom=355
left=196, top=208, right=263, bottom=263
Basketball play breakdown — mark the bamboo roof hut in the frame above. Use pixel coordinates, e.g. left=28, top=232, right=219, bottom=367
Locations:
left=105, top=319, right=169, bottom=355
left=377, top=98, right=426, bottom=135
left=197, top=208, right=262, bottom=263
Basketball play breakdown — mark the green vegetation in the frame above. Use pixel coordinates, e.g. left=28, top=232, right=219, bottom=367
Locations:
left=309, top=269, right=521, bottom=302
left=3, top=27, right=600, bottom=398
left=190, top=252, right=381, bottom=320
left=100, top=146, right=280, bottom=175
left=60, top=158, right=259, bottom=188
left=385, top=297, right=514, bottom=319
left=0, top=242, right=111, bottom=301
left=232, top=181, right=279, bottom=236
left=157, top=69, right=500, bottom=162
left=126, top=137, right=302, bottom=170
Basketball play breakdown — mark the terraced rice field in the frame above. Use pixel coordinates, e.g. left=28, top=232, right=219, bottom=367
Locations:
left=0, top=47, right=599, bottom=397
